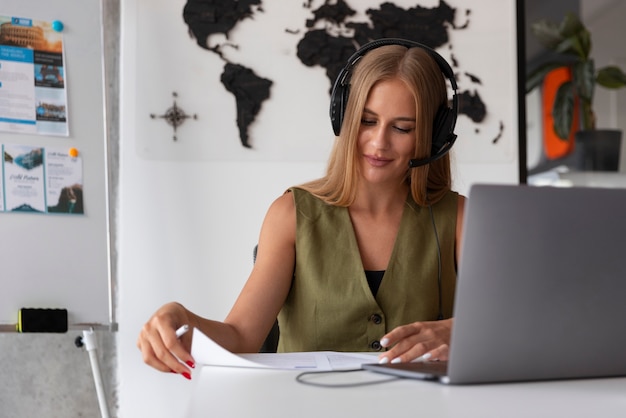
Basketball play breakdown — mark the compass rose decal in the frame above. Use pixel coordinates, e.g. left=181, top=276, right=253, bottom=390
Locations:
left=150, top=92, right=198, bottom=141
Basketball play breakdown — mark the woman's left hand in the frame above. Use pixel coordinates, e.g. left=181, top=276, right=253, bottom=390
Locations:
left=377, top=318, right=453, bottom=364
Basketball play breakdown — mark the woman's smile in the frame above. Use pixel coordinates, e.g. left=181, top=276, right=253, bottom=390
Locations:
left=364, top=154, right=393, bottom=167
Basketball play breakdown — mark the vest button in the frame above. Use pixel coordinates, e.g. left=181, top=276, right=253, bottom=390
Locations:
left=370, top=340, right=382, bottom=351
left=370, top=314, right=382, bottom=324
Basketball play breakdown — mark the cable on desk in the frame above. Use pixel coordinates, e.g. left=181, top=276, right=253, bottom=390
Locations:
left=295, top=368, right=402, bottom=388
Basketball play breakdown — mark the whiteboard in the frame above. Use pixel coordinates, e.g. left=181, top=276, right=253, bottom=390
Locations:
left=0, top=0, right=113, bottom=330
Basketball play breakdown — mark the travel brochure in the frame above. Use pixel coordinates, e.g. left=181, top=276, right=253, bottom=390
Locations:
left=1, top=143, right=83, bottom=215
left=0, top=14, right=69, bottom=136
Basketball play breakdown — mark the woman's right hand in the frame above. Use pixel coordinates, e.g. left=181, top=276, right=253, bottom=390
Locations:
left=137, top=302, right=196, bottom=380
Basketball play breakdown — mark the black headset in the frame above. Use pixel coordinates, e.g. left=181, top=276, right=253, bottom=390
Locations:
left=329, top=38, right=459, bottom=168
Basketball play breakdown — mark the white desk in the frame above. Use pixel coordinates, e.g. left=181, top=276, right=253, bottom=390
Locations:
left=558, top=171, right=626, bottom=188
left=184, top=366, right=626, bottom=418
left=528, top=169, right=626, bottom=188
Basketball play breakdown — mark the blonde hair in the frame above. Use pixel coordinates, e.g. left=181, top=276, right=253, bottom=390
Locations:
left=300, top=44, right=452, bottom=207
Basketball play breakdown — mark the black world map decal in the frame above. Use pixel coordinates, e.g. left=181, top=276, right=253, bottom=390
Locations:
left=182, top=0, right=500, bottom=149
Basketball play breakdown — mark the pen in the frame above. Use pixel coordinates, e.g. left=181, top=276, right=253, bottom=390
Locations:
left=175, top=324, right=189, bottom=338
left=174, top=324, right=195, bottom=374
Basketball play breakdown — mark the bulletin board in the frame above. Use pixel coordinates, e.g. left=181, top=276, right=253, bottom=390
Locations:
left=0, top=0, right=114, bottom=330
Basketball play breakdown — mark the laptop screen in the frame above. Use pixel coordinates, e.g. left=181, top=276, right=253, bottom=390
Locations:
left=363, top=184, right=626, bottom=385
left=446, top=184, right=626, bottom=384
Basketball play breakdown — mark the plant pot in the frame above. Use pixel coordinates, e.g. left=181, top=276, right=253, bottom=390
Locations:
left=573, top=129, right=622, bottom=171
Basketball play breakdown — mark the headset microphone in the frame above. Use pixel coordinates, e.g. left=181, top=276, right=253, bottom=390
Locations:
left=408, top=138, right=457, bottom=168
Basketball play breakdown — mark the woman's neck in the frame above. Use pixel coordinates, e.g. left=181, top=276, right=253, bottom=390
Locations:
left=351, top=182, right=409, bottom=215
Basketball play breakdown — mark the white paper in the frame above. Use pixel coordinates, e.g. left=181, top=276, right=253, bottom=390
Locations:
left=191, top=328, right=378, bottom=371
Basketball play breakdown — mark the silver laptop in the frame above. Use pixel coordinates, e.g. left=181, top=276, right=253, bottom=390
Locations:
left=363, top=184, right=626, bottom=384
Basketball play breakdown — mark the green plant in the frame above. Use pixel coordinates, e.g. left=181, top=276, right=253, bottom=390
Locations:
left=526, top=12, right=626, bottom=140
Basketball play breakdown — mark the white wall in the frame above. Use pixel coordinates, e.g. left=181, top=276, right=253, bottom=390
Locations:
left=117, top=1, right=521, bottom=417
left=117, top=160, right=324, bottom=417
left=117, top=2, right=326, bottom=415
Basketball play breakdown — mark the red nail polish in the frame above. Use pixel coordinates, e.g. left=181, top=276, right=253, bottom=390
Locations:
left=170, top=370, right=177, bottom=374
left=182, top=372, right=192, bottom=380
left=186, top=360, right=195, bottom=369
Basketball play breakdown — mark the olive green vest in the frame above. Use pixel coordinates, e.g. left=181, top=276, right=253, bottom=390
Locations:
left=277, top=187, right=458, bottom=353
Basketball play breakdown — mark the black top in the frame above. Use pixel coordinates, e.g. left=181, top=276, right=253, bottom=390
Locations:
left=365, top=270, right=385, bottom=297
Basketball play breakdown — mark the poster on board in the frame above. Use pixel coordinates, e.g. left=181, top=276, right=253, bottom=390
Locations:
left=0, top=14, right=69, bottom=136
left=1, top=144, right=83, bottom=214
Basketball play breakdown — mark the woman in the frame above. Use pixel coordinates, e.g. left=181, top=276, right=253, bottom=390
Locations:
left=137, top=39, right=466, bottom=380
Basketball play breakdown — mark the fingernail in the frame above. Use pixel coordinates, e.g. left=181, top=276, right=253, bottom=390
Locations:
left=419, top=353, right=432, bottom=361
left=182, top=372, right=192, bottom=380
left=391, top=357, right=401, bottom=364
left=186, top=360, right=195, bottom=369
left=380, top=338, right=389, bottom=347
left=378, top=356, right=389, bottom=364
left=170, top=370, right=177, bottom=374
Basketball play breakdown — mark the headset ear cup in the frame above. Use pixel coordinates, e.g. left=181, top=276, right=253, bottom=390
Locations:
left=330, top=88, right=342, bottom=136
left=432, top=106, right=454, bottom=154
left=330, top=72, right=350, bottom=136
left=339, top=85, right=350, bottom=134
left=331, top=81, right=350, bottom=136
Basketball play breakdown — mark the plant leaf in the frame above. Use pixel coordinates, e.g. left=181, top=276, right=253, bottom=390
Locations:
left=531, top=20, right=563, bottom=50
left=597, top=66, right=626, bottom=89
left=554, top=35, right=586, bottom=59
left=557, top=12, right=590, bottom=58
left=573, top=60, right=595, bottom=101
left=526, top=62, right=569, bottom=93
left=553, top=80, right=576, bottom=140
left=578, top=29, right=591, bottom=59
left=559, top=12, right=584, bottom=37
left=530, top=12, right=590, bottom=59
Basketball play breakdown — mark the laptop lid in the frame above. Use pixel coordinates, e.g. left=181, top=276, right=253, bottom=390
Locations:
left=364, top=184, right=626, bottom=384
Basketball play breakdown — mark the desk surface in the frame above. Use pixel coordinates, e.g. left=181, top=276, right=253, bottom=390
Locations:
left=184, top=366, right=626, bottom=418
left=529, top=169, right=626, bottom=188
